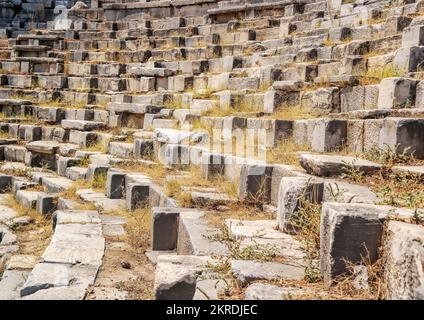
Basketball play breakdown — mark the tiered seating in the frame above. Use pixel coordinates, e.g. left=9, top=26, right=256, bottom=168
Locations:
left=0, top=0, right=423, bottom=300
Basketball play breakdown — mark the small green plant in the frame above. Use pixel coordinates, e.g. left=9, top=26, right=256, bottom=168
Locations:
left=289, top=196, right=322, bottom=283
left=341, top=160, right=365, bottom=182
left=326, top=183, right=347, bottom=202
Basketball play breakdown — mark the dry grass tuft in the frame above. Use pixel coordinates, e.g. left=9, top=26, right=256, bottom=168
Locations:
left=59, top=179, right=91, bottom=201
left=82, top=141, right=109, bottom=153
left=359, top=65, right=405, bottom=85
left=267, top=139, right=310, bottom=166
left=202, top=97, right=259, bottom=117
left=123, top=208, right=151, bottom=251
left=264, top=105, right=322, bottom=120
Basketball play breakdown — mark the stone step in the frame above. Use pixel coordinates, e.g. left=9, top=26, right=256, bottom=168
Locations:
left=299, top=154, right=382, bottom=177
left=177, top=210, right=229, bottom=256
left=231, top=259, right=305, bottom=283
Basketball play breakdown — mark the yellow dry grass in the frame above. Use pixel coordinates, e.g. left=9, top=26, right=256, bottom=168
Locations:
left=267, top=139, right=311, bottom=166
left=264, top=105, right=322, bottom=120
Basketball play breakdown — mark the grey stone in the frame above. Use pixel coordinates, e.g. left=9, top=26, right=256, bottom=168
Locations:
left=0, top=174, right=12, bottom=192
left=85, top=164, right=110, bottom=182
left=126, top=183, right=150, bottom=210
left=20, top=263, right=98, bottom=297
left=377, top=78, right=417, bottom=109
left=320, top=202, right=388, bottom=283
left=15, top=190, right=42, bottom=209
left=393, top=46, right=424, bottom=72
left=277, top=177, right=324, bottom=233
left=177, top=210, right=228, bottom=256
left=42, top=176, right=73, bottom=193
left=0, top=270, right=29, bottom=300
left=133, top=139, right=153, bottom=158
left=378, top=118, right=424, bottom=159
left=152, top=207, right=180, bottom=251
left=26, top=140, right=59, bottom=154
left=402, top=25, right=424, bottom=47
left=36, top=193, right=57, bottom=215
left=106, top=170, right=126, bottom=199
left=311, top=119, right=347, bottom=152
left=244, top=283, right=304, bottom=300
left=62, top=120, right=106, bottom=131
left=6, top=255, right=39, bottom=270
left=153, top=255, right=212, bottom=300
left=299, top=154, right=381, bottom=177
left=231, top=260, right=304, bottom=283
left=201, top=152, right=225, bottom=180
left=238, top=164, right=274, bottom=203
left=384, top=221, right=424, bottom=300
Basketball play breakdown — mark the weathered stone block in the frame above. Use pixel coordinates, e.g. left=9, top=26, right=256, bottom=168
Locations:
left=377, top=77, right=417, bottom=109
left=277, top=177, right=324, bottom=234
left=106, top=171, right=126, bottom=199
left=320, top=203, right=387, bottom=283
left=311, top=119, right=347, bottom=152
left=201, top=152, right=225, bottom=180
left=36, top=194, right=57, bottom=215
left=126, top=183, right=150, bottom=211
left=151, top=207, right=180, bottom=251
left=379, top=118, right=424, bottom=159
left=384, top=221, right=424, bottom=300
left=238, top=164, right=274, bottom=203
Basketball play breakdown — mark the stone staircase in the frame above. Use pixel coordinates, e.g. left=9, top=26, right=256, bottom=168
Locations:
left=0, top=0, right=423, bottom=300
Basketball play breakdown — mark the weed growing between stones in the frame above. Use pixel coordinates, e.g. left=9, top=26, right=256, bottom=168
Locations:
left=374, top=172, right=424, bottom=210
left=78, top=156, right=90, bottom=168
left=362, top=144, right=416, bottom=167
left=91, top=171, right=107, bottom=190
left=290, top=198, right=322, bottom=283
left=343, top=167, right=424, bottom=211
left=59, top=179, right=91, bottom=201
left=124, top=208, right=151, bottom=251
left=0, top=130, right=10, bottom=139
left=116, top=160, right=168, bottom=184
left=82, top=140, right=109, bottom=153
left=0, top=165, right=31, bottom=178
left=341, top=160, right=365, bottom=182
left=202, top=97, right=259, bottom=117
left=5, top=195, right=52, bottom=256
